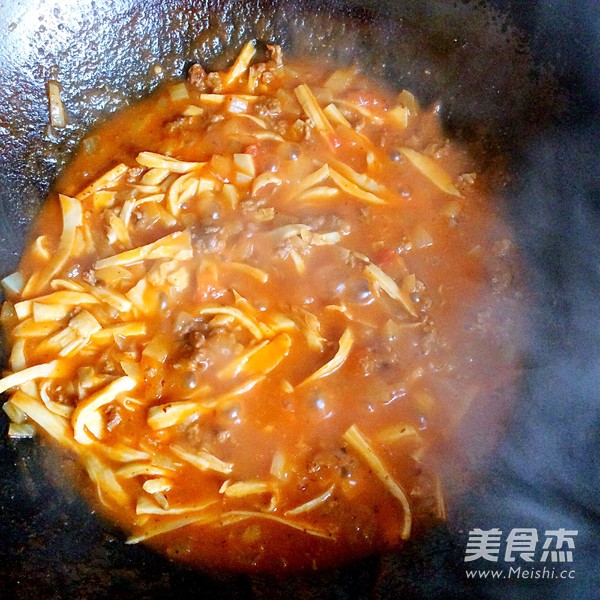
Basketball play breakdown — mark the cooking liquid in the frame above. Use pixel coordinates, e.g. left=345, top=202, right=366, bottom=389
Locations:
left=4, top=51, right=522, bottom=573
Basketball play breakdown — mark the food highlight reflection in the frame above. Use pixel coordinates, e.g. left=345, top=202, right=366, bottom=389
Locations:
left=0, top=40, right=523, bottom=573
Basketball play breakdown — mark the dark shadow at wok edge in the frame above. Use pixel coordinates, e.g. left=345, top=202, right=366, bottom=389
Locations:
left=0, top=0, right=597, bottom=598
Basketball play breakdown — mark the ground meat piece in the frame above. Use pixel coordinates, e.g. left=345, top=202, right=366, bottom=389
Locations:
left=185, top=421, right=230, bottom=452
left=188, top=64, right=207, bottom=90
left=48, top=383, right=76, bottom=407
left=273, top=120, right=288, bottom=136
left=260, top=71, right=275, bottom=86
left=266, top=44, right=283, bottom=68
left=307, top=447, right=357, bottom=483
left=188, top=65, right=223, bottom=93
left=127, top=167, right=145, bottom=181
left=304, top=214, right=352, bottom=235
left=206, top=72, right=223, bottom=93
left=190, top=222, right=229, bottom=254
left=174, top=323, right=242, bottom=375
left=82, top=269, right=97, bottom=286
left=192, top=226, right=227, bottom=254
left=358, top=342, right=401, bottom=377
left=184, top=328, right=206, bottom=351
left=205, top=329, right=242, bottom=361
left=255, top=97, right=282, bottom=120
left=164, top=116, right=197, bottom=135
left=105, top=404, right=123, bottom=432
left=248, top=62, right=266, bottom=86
left=175, top=326, right=211, bottom=372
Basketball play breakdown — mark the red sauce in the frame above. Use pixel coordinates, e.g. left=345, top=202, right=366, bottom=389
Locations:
left=0, top=44, right=522, bottom=573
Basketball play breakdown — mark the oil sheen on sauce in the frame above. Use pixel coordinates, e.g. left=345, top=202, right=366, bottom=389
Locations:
left=0, top=43, right=522, bottom=573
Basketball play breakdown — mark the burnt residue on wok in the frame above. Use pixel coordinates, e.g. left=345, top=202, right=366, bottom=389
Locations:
left=0, top=0, right=557, bottom=258
left=0, top=0, right=598, bottom=598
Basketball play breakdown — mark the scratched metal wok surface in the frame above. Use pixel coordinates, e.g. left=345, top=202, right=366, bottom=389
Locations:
left=0, top=0, right=598, bottom=598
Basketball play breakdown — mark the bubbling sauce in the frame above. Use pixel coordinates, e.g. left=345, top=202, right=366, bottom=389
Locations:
left=0, top=42, right=521, bottom=573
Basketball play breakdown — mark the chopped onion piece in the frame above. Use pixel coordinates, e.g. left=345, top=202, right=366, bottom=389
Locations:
left=330, top=160, right=384, bottom=193
left=329, top=168, right=386, bottom=205
left=182, top=105, right=204, bottom=117
left=99, top=444, right=150, bottom=463
left=0, top=360, right=61, bottom=395
left=142, top=477, right=173, bottom=494
left=127, top=510, right=221, bottom=544
left=270, top=450, right=287, bottom=480
left=294, top=84, right=334, bottom=134
left=1, top=271, right=24, bottom=295
left=141, top=168, right=171, bottom=185
left=296, top=186, right=340, bottom=202
left=220, top=480, right=271, bottom=498
left=323, top=103, right=351, bottom=127
left=22, top=195, right=83, bottom=296
left=83, top=453, right=129, bottom=507
left=324, top=67, right=356, bottom=92
left=93, top=190, right=117, bottom=211
left=142, top=334, right=170, bottom=363
left=336, top=99, right=384, bottom=125
left=285, top=485, right=335, bottom=515
left=136, top=152, right=205, bottom=173
left=299, top=327, right=353, bottom=386
left=388, top=106, right=409, bottom=128
left=169, top=82, right=189, bottom=101
left=147, top=399, right=209, bottom=430
left=231, top=113, right=267, bottom=129
left=220, top=510, right=336, bottom=540
left=92, top=322, right=147, bottom=344
left=343, top=424, right=411, bottom=539
left=364, top=263, right=418, bottom=317
left=89, top=286, right=132, bottom=313
left=233, top=153, right=255, bottom=178
left=117, top=463, right=174, bottom=479
left=9, top=338, right=26, bottom=371
left=199, top=305, right=263, bottom=340
left=77, top=164, right=129, bottom=200
left=47, top=80, right=67, bottom=128
left=94, top=230, right=193, bottom=269
left=293, top=308, right=325, bottom=352
left=412, top=225, right=434, bottom=249
left=142, top=478, right=173, bottom=495
left=218, top=333, right=291, bottom=380
left=136, top=495, right=218, bottom=516
left=377, top=424, right=421, bottom=444
left=397, top=90, right=419, bottom=114
left=50, top=278, right=84, bottom=292
left=251, top=172, right=281, bottom=196
left=398, top=147, right=462, bottom=197
left=225, top=96, right=249, bottom=113
left=71, top=376, right=136, bottom=445
left=3, top=399, right=27, bottom=424
left=167, top=172, right=200, bottom=216
left=10, top=389, right=74, bottom=449
left=225, top=262, right=269, bottom=284
left=39, top=396, right=74, bottom=419
left=150, top=383, right=263, bottom=430
left=224, top=40, right=256, bottom=86
left=8, top=422, right=36, bottom=439
left=170, top=445, right=233, bottom=475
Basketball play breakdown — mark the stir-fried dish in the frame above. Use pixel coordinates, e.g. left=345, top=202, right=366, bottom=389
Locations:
left=0, top=42, right=520, bottom=572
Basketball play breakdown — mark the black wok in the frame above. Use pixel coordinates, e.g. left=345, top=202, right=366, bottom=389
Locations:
left=0, top=0, right=598, bottom=598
